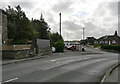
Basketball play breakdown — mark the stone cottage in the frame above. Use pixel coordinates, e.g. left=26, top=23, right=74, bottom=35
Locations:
left=0, top=9, right=8, bottom=45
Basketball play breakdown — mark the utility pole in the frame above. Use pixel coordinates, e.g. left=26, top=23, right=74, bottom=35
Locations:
left=83, top=27, right=85, bottom=40
left=82, top=27, right=85, bottom=51
left=67, top=31, right=68, bottom=41
left=32, top=18, right=34, bottom=41
left=59, top=13, right=61, bottom=36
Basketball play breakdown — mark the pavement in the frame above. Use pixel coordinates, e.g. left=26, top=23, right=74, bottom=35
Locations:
left=101, top=64, right=119, bottom=83
left=2, top=55, right=46, bottom=65
left=1, top=46, right=119, bottom=83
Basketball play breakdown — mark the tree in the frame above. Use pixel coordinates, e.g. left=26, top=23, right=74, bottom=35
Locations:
left=6, top=5, right=33, bottom=44
left=54, top=40, right=64, bottom=52
left=114, top=31, right=117, bottom=36
left=49, top=32, right=64, bottom=46
left=38, top=14, right=49, bottom=39
left=6, top=5, right=17, bottom=39
left=49, top=32, right=64, bottom=52
left=14, top=5, right=32, bottom=41
left=31, top=14, right=50, bottom=40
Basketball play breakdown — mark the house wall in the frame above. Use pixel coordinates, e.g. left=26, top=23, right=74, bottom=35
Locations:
left=0, top=10, right=2, bottom=50
left=1, top=10, right=8, bottom=44
left=94, top=40, right=119, bottom=45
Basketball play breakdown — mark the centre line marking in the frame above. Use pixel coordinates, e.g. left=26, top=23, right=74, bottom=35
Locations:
left=4, top=77, right=18, bottom=83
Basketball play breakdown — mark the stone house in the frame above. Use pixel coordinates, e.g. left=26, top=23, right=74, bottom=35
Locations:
left=94, top=31, right=120, bottom=45
left=0, top=9, right=8, bottom=45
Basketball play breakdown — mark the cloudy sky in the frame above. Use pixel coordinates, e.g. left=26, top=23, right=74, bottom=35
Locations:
left=0, top=0, right=119, bottom=41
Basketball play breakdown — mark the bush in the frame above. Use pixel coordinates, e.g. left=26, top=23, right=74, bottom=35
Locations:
left=101, top=45, right=120, bottom=51
left=54, top=40, right=64, bottom=52
left=94, top=44, right=101, bottom=48
left=14, top=39, right=28, bottom=45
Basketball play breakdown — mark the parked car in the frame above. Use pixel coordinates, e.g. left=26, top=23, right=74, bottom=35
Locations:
left=67, top=45, right=73, bottom=50
left=71, top=43, right=81, bottom=51
left=71, top=45, right=76, bottom=51
left=64, top=42, right=72, bottom=48
left=52, top=47, right=56, bottom=53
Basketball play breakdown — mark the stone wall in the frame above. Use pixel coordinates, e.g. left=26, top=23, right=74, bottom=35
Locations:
left=2, top=44, right=31, bottom=50
left=2, top=44, right=52, bottom=59
left=38, top=47, right=52, bottom=56
left=2, top=49, right=31, bottom=59
left=2, top=45, right=33, bottom=59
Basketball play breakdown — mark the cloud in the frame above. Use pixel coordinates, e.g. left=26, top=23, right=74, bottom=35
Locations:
left=107, top=2, right=118, bottom=16
left=0, top=0, right=119, bottom=41
left=62, top=20, right=83, bottom=31
left=52, top=1, right=73, bottom=13
left=0, top=2, right=9, bottom=9
left=9, top=2, right=35, bottom=10
left=61, top=20, right=83, bottom=40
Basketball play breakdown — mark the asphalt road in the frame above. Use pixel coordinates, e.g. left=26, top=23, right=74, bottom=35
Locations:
left=2, top=47, right=118, bottom=83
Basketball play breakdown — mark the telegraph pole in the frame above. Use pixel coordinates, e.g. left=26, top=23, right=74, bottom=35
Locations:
left=67, top=31, right=68, bottom=41
left=82, top=27, right=85, bottom=51
left=59, top=13, right=61, bottom=36
left=83, top=27, right=85, bottom=40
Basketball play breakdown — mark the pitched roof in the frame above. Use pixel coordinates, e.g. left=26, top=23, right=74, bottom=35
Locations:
left=97, top=35, right=120, bottom=41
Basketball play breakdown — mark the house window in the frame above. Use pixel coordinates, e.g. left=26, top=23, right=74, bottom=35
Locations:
left=112, top=40, right=116, bottom=44
left=100, top=41, right=104, bottom=44
left=105, top=41, right=108, bottom=44
left=94, top=41, right=98, bottom=44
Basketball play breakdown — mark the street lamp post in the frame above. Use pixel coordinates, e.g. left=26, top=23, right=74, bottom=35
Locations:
left=59, top=13, right=61, bottom=36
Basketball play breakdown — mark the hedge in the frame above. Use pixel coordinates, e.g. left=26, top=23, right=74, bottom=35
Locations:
left=54, top=40, right=64, bottom=52
left=14, top=39, right=28, bottom=45
left=101, top=45, right=120, bottom=51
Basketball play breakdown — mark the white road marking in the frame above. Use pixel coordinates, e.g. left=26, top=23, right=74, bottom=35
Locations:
left=44, top=58, right=106, bottom=71
left=51, top=60, right=57, bottom=62
left=42, top=66, right=56, bottom=70
left=42, top=64, right=63, bottom=70
left=4, top=77, right=18, bottom=83
left=91, top=72, right=96, bottom=74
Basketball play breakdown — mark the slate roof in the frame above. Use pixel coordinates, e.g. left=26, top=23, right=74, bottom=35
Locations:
left=97, top=35, right=120, bottom=41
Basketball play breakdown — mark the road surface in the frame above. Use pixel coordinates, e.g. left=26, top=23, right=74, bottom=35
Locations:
left=2, top=47, right=118, bottom=83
